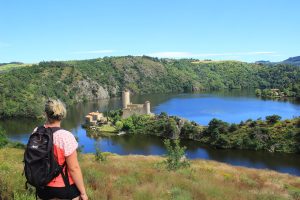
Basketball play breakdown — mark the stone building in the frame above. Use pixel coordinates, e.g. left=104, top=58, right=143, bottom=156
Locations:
left=122, top=90, right=152, bottom=118
left=85, top=111, right=107, bottom=125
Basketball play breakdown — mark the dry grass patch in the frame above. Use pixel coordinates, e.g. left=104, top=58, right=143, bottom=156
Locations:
left=0, top=148, right=300, bottom=200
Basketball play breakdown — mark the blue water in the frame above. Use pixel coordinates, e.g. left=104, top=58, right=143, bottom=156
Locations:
left=2, top=90, right=300, bottom=176
left=153, top=94, right=300, bottom=125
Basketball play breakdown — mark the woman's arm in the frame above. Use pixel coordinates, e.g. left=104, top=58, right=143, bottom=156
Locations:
left=66, top=151, right=88, bottom=200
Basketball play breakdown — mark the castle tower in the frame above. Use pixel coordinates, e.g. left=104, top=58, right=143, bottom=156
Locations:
left=144, top=101, right=151, bottom=114
left=122, top=90, right=130, bottom=109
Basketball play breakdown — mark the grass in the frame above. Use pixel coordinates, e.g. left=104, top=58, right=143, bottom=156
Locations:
left=0, top=63, right=32, bottom=72
left=1, top=147, right=300, bottom=200
left=98, top=125, right=118, bottom=133
left=87, top=125, right=118, bottom=138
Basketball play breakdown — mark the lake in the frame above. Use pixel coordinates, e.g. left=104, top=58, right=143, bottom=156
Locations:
left=2, top=90, right=300, bottom=176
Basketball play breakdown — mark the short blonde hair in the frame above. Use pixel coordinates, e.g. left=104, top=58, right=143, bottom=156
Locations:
left=45, top=99, right=67, bottom=123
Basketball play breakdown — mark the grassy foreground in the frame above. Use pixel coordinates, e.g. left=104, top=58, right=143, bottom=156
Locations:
left=1, top=148, right=300, bottom=200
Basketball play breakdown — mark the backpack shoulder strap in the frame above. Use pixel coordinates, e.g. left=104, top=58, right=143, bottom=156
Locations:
left=48, top=127, right=62, bottom=133
left=59, top=162, right=70, bottom=196
left=35, top=125, right=46, bottom=133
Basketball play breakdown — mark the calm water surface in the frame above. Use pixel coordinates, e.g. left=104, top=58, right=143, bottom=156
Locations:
left=2, top=90, right=300, bottom=176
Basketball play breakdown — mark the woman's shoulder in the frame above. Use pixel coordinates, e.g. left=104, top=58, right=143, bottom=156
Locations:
left=54, top=129, right=75, bottom=139
left=53, top=129, right=78, bottom=156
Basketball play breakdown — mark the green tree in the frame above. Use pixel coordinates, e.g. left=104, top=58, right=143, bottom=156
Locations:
left=163, top=139, right=189, bottom=171
left=255, top=89, right=262, bottom=96
left=115, top=121, right=124, bottom=130
left=266, top=115, right=281, bottom=124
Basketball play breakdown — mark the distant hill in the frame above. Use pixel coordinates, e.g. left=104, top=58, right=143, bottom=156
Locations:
left=255, top=56, right=300, bottom=66
left=0, top=62, right=23, bottom=67
left=282, top=56, right=300, bottom=66
left=255, top=60, right=271, bottom=65
left=0, top=56, right=299, bottom=118
left=0, top=62, right=30, bottom=72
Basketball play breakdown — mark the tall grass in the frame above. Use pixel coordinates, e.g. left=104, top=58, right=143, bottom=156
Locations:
left=0, top=147, right=300, bottom=200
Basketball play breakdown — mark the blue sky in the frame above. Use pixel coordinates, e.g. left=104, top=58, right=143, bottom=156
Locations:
left=0, top=0, right=299, bottom=63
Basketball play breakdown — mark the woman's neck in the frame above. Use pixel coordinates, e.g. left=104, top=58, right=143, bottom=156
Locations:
left=45, top=121, right=61, bottom=128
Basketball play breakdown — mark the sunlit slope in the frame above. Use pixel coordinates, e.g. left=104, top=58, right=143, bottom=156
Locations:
left=0, top=63, right=33, bottom=72
left=0, top=56, right=299, bottom=118
left=1, top=147, right=300, bottom=200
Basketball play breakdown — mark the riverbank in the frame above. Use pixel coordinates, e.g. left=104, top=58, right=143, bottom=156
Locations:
left=1, top=147, right=300, bottom=200
left=255, top=88, right=298, bottom=98
left=90, top=111, right=300, bottom=153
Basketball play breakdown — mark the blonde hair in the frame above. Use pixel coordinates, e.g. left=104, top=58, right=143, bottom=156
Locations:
left=45, top=99, right=67, bottom=123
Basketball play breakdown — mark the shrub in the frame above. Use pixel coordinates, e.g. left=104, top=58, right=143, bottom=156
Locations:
left=94, top=142, right=107, bottom=162
left=255, top=89, right=262, bottom=96
left=163, top=139, right=189, bottom=171
left=266, top=115, right=281, bottom=124
left=0, top=127, right=9, bottom=148
left=115, top=121, right=124, bottom=130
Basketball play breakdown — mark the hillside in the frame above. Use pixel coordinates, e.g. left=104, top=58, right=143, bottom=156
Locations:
left=282, top=56, right=300, bottom=66
left=1, top=147, right=300, bottom=200
left=0, top=56, right=299, bottom=118
left=0, top=62, right=30, bottom=72
left=255, top=56, right=300, bottom=66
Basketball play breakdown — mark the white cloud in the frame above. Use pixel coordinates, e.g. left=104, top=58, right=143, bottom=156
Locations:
left=70, top=50, right=114, bottom=54
left=147, top=51, right=276, bottom=58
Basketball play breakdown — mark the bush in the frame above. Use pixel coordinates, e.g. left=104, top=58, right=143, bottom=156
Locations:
left=163, top=139, right=189, bottom=171
left=115, top=121, right=124, bottom=131
left=255, top=89, right=262, bottom=96
left=266, top=115, right=281, bottom=124
left=0, top=127, right=9, bottom=148
left=94, top=142, right=107, bottom=162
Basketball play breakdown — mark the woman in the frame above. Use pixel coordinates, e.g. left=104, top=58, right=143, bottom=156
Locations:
left=36, top=99, right=88, bottom=200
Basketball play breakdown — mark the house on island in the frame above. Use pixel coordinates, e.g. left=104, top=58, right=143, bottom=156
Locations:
left=122, top=89, right=153, bottom=118
left=85, top=111, right=107, bottom=125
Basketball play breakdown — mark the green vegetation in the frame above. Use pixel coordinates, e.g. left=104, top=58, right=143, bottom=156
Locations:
left=118, top=112, right=204, bottom=140
left=1, top=56, right=300, bottom=119
left=0, top=126, right=25, bottom=149
left=255, top=88, right=297, bottom=98
left=0, top=62, right=31, bottom=72
left=103, top=112, right=300, bottom=153
left=94, top=143, right=108, bottom=162
left=98, top=124, right=117, bottom=133
left=1, top=147, right=300, bottom=200
left=199, top=116, right=300, bottom=153
left=162, top=139, right=190, bottom=171
left=86, top=125, right=118, bottom=139
left=0, top=126, right=9, bottom=148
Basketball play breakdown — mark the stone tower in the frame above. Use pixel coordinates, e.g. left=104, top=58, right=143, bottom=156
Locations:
left=144, top=101, right=151, bottom=114
left=122, top=90, right=130, bottom=108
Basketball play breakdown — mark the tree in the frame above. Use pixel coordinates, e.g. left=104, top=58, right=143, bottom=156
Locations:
left=255, top=89, right=262, bottom=96
left=266, top=115, right=281, bottom=124
left=115, top=121, right=123, bottom=130
left=163, top=139, right=189, bottom=171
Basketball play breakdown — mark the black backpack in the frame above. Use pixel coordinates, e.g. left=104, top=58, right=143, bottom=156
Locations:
left=24, top=126, right=70, bottom=188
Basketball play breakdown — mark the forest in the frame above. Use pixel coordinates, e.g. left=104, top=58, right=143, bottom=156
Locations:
left=0, top=56, right=299, bottom=119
